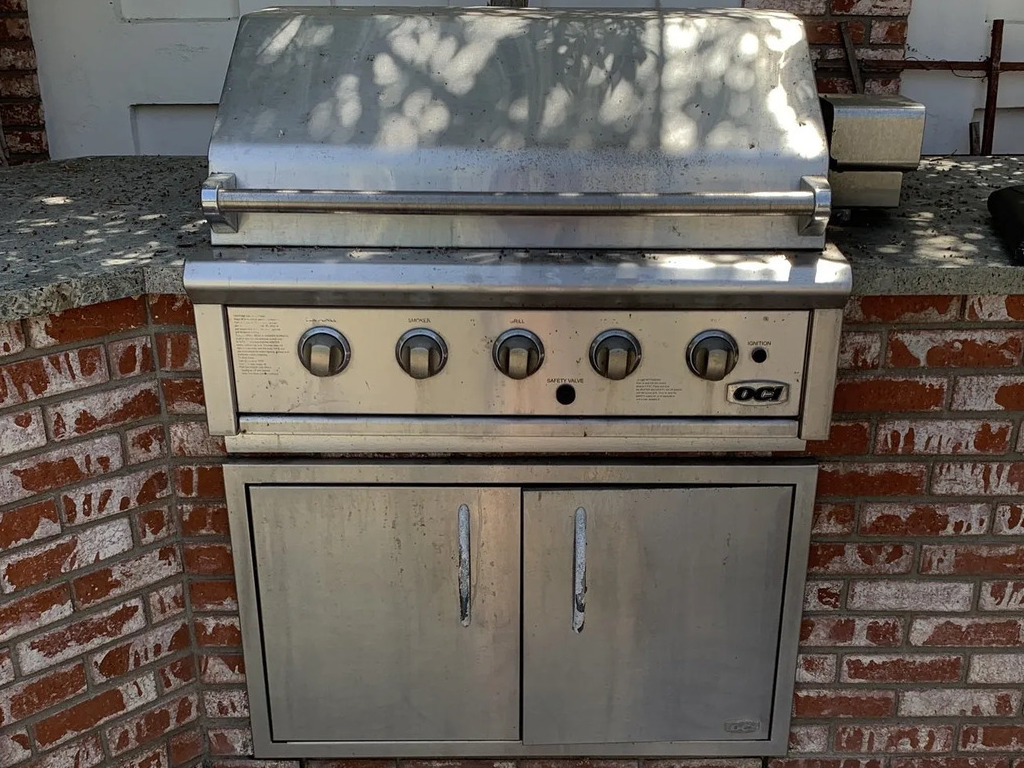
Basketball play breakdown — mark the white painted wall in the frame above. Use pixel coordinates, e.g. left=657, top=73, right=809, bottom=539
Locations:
left=902, top=0, right=1024, bottom=155
left=29, top=0, right=741, bottom=158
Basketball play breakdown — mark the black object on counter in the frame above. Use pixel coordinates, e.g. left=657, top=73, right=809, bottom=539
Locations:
left=988, top=186, right=1024, bottom=265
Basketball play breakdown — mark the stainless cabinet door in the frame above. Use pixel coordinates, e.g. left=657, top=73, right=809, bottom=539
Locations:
left=248, top=485, right=520, bottom=742
left=522, top=486, right=792, bottom=745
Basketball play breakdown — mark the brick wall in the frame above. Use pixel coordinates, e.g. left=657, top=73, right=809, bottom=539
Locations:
left=744, top=0, right=911, bottom=93
left=0, top=0, right=47, bottom=163
left=2, top=291, right=1023, bottom=768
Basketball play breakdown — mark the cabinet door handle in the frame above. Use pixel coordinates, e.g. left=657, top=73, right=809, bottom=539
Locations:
left=572, top=506, right=587, bottom=633
left=458, top=504, right=471, bottom=626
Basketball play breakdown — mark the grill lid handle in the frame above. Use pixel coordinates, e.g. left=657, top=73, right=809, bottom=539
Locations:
left=201, top=173, right=831, bottom=237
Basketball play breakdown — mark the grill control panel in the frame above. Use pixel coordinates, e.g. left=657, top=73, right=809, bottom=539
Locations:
left=226, top=308, right=809, bottom=418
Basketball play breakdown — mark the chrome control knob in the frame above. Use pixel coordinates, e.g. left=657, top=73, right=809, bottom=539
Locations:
left=687, top=330, right=739, bottom=381
left=590, top=329, right=641, bottom=380
left=493, top=329, right=544, bottom=380
left=396, top=328, right=448, bottom=379
left=298, top=326, right=350, bottom=377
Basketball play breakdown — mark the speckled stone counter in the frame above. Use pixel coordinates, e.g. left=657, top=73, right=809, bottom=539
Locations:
left=2, top=155, right=1023, bottom=321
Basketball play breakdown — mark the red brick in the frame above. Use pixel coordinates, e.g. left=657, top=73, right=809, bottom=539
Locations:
left=0, top=320, right=25, bottom=358
left=818, top=462, right=927, bottom=498
left=845, top=296, right=961, bottom=324
left=0, top=102, right=44, bottom=127
left=951, top=376, right=1024, bottom=411
left=108, top=337, right=154, bottom=380
left=961, top=727, right=1024, bottom=752
left=840, top=332, right=882, bottom=370
left=189, top=580, right=238, bottom=612
left=0, top=584, right=72, bottom=643
left=932, top=462, right=1024, bottom=496
left=24, top=298, right=147, bottom=348
left=183, top=543, right=233, bottom=576
left=794, top=689, right=895, bottom=718
left=836, top=725, right=954, bottom=753
left=833, top=378, right=946, bottom=413
left=158, top=656, right=196, bottom=694
left=22, top=735, right=104, bottom=768
left=900, top=690, right=1020, bottom=717
left=968, top=654, right=1024, bottom=683
left=870, top=20, right=908, bottom=44
left=801, top=616, right=902, bottom=646
left=72, top=545, right=181, bottom=607
left=795, top=654, right=836, bottom=683
left=136, top=507, right=173, bottom=545
left=207, top=728, right=252, bottom=756
left=125, top=424, right=166, bottom=465
left=106, top=694, right=199, bottom=757
left=848, top=581, right=973, bottom=612
left=780, top=733, right=835, bottom=755
left=920, top=545, right=1024, bottom=576
left=965, top=296, right=1024, bottom=322
left=194, top=617, right=241, bottom=647
left=199, top=653, right=245, bottom=684
left=995, top=504, right=1024, bottom=535
left=169, top=729, right=204, bottom=767
left=89, top=620, right=190, bottom=684
left=169, top=422, right=225, bottom=457
left=0, top=435, right=122, bottom=505
left=1, top=663, right=87, bottom=725
left=16, top=598, right=146, bottom=674
left=0, top=730, right=32, bottom=767
left=842, top=654, right=962, bottom=683
left=155, top=333, right=200, bottom=372
left=875, top=420, right=1012, bottom=455
left=805, top=20, right=865, bottom=44
left=887, top=330, right=1022, bottom=368
left=61, top=468, right=170, bottom=526
left=0, top=648, right=12, bottom=685
left=806, top=422, right=872, bottom=456
left=805, top=580, right=843, bottom=611
left=33, top=674, right=158, bottom=748
left=148, top=295, right=195, bottom=326
left=6, top=130, right=47, bottom=155
left=162, top=379, right=205, bottom=415
left=910, top=617, right=1024, bottom=646
left=148, top=582, right=186, bottom=621
left=0, top=499, right=60, bottom=551
left=203, top=689, right=249, bottom=719
left=0, top=517, right=133, bottom=593
left=113, top=746, right=166, bottom=768
left=0, top=408, right=46, bottom=458
left=981, top=581, right=1024, bottom=611
left=892, top=760, right=1009, bottom=768
left=175, top=466, right=225, bottom=499
left=808, top=543, right=912, bottom=574
left=178, top=504, right=229, bottom=537
left=812, top=503, right=856, bottom=535
left=0, top=73, right=40, bottom=100
left=860, top=503, right=990, bottom=536
left=0, top=346, right=108, bottom=409
left=47, top=382, right=160, bottom=441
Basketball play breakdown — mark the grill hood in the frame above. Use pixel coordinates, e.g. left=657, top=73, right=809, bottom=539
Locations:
left=205, top=7, right=830, bottom=250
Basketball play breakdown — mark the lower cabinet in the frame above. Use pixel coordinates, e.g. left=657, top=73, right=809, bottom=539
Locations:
left=228, top=464, right=815, bottom=758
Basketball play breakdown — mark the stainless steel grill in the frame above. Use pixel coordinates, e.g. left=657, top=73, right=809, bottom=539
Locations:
left=186, top=6, right=851, bottom=760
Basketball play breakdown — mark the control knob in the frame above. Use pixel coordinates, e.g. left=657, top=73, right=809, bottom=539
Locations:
left=396, top=328, right=448, bottom=379
left=590, top=330, right=641, bottom=380
left=687, top=330, right=739, bottom=381
left=298, top=326, right=350, bottom=377
left=493, top=329, right=544, bottom=380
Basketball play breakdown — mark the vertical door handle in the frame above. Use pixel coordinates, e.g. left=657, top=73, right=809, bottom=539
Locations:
left=572, top=506, right=587, bottom=633
left=458, top=504, right=471, bottom=626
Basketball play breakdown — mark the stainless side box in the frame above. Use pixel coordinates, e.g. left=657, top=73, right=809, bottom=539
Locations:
left=821, top=94, right=926, bottom=171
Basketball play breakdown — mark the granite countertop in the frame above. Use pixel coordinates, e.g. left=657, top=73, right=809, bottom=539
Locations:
left=1, top=155, right=1023, bottom=322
